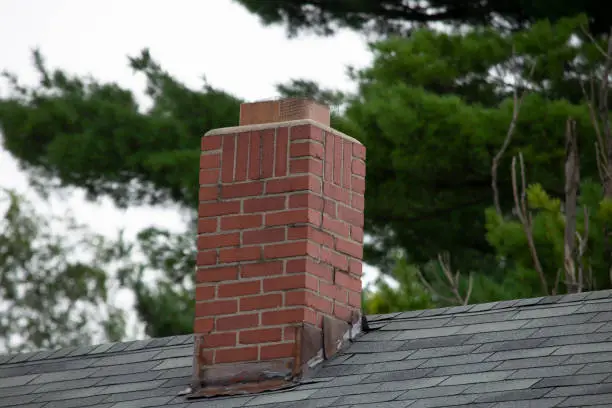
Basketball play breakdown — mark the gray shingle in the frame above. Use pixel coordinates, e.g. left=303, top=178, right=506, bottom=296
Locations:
left=512, top=305, right=581, bottom=320
left=492, top=398, right=566, bottom=408
left=393, top=326, right=462, bottom=340
left=535, top=373, right=608, bottom=388
left=507, top=364, right=582, bottom=379
left=1, top=291, right=611, bottom=408
left=335, top=391, right=403, bottom=405
left=342, top=351, right=413, bottom=365
left=440, top=371, right=513, bottom=386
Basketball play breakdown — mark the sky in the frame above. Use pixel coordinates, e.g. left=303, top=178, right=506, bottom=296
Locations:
left=0, top=0, right=379, bottom=341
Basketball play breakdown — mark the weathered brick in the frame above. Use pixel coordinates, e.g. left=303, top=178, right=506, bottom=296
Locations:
left=201, top=135, right=222, bottom=151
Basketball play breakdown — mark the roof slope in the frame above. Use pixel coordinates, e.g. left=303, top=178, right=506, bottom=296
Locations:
left=1, top=290, right=612, bottom=408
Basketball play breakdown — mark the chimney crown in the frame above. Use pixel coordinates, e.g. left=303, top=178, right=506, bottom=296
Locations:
left=192, top=98, right=365, bottom=398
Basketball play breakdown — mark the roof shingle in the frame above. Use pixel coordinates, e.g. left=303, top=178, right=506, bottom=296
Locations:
left=1, top=290, right=612, bottom=407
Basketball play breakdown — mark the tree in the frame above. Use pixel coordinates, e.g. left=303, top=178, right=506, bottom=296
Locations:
left=235, top=0, right=612, bottom=37
left=0, top=188, right=125, bottom=353
left=2, top=16, right=611, bottom=338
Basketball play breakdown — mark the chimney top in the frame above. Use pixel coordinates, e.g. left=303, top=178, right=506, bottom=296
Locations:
left=239, top=98, right=330, bottom=127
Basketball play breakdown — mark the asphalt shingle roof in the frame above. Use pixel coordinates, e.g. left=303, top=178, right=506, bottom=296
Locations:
left=2, top=290, right=612, bottom=407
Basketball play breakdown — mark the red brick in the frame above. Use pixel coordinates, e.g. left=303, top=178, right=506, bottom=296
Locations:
left=335, top=272, right=362, bottom=292
left=196, top=266, right=238, bottom=283
left=320, top=281, right=348, bottom=302
left=291, top=124, right=323, bottom=142
left=337, top=205, right=363, bottom=227
left=199, top=169, right=220, bottom=185
left=260, top=343, right=294, bottom=360
left=235, top=132, right=250, bottom=181
left=218, top=281, right=261, bottom=298
left=287, top=226, right=308, bottom=241
left=197, top=232, right=239, bottom=249
left=266, top=175, right=321, bottom=194
left=199, top=201, right=240, bottom=217
left=244, top=196, right=286, bottom=213
left=290, top=141, right=324, bottom=159
left=353, top=143, right=366, bottom=159
left=240, top=293, right=283, bottom=311
left=289, top=193, right=323, bottom=211
left=262, top=308, right=306, bottom=326
left=351, top=193, right=365, bottom=211
left=263, top=242, right=308, bottom=259
left=323, top=182, right=350, bottom=204
left=201, top=135, right=222, bottom=151
left=352, top=158, right=366, bottom=177
left=351, top=226, right=364, bottom=243
left=284, top=326, right=297, bottom=341
left=275, top=127, right=289, bottom=177
left=197, top=218, right=217, bottom=233
left=351, top=175, right=365, bottom=194
left=215, top=347, right=257, bottom=364
left=202, top=332, right=237, bottom=348
left=222, top=181, right=264, bottom=199
left=243, top=228, right=286, bottom=245
left=219, top=247, right=261, bottom=263
left=320, top=247, right=349, bottom=270
left=194, top=317, right=214, bottom=334
left=342, top=140, right=352, bottom=188
left=323, top=199, right=336, bottom=217
left=200, top=153, right=221, bottom=169
left=333, top=136, right=342, bottom=185
left=324, top=133, right=334, bottom=182
left=195, top=285, right=215, bottom=301
left=286, top=258, right=333, bottom=282
left=263, top=275, right=305, bottom=292
left=334, top=303, right=353, bottom=321
left=262, top=129, right=275, bottom=178
left=221, top=134, right=236, bottom=183
left=349, top=259, right=363, bottom=276
left=312, top=228, right=335, bottom=248
left=216, top=313, right=259, bottom=331
left=322, top=216, right=350, bottom=237
left=196, top=250, right=217, bottom=266
left=348, top=290, right=362, bottom=307
left=286, top=290, right=333, bottom=314
left=221, top=214, right=262, bottom=230
left=290, top=158, right=323, bottom=175
left=266, top=209, right=321, bottom=227
left=195, top=299, right=237, bottom=316
left=336, top=237, right=363, bottom=258
left=199, top=186, right=219, bottom=202
left=241, top=262, right=284, bottom=278
left=239, top=328, right=282, bottom=345
left=249, top=131, right=261, bottom=180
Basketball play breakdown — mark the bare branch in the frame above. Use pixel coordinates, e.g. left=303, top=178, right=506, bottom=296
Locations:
left=564, top=118, right=580, bottom=293
left=492, top=58, right=537, bottom=215
left=511, top=154, right=549, bottom=294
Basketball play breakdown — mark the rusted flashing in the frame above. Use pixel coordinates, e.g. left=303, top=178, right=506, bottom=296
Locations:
left=189, top=311, right=362, bottom=399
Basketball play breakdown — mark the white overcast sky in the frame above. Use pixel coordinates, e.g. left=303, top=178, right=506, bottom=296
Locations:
left=0, top=0, right=381, bottom=322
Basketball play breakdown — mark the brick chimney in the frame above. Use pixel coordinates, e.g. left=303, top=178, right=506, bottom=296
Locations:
left=191, top=98, right=365, bottom=398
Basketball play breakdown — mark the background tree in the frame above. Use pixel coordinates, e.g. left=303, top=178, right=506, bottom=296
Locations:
left=0, top=188, right=125, bottom=353
left=235, top=0, right=612, bottom=37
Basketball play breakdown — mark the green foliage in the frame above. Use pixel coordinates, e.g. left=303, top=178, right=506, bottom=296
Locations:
left=235, top=0, right=612, bottom=37
left=486, top=179, right=612, bottom=294
left=363, top=256, right=433, bottom=314
left=0, top=188, right=124, bottom=353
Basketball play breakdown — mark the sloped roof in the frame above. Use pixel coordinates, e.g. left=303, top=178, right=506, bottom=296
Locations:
left=1, top=290, right=612, bottom=408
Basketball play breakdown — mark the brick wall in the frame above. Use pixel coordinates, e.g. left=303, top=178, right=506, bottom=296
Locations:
left=195, top=103, right=365, bottom=370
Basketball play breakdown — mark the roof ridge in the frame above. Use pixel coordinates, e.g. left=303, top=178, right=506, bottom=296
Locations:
left=0, top=333, right=194, bottom=366
left=367, top=289, right=612, bottom=323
